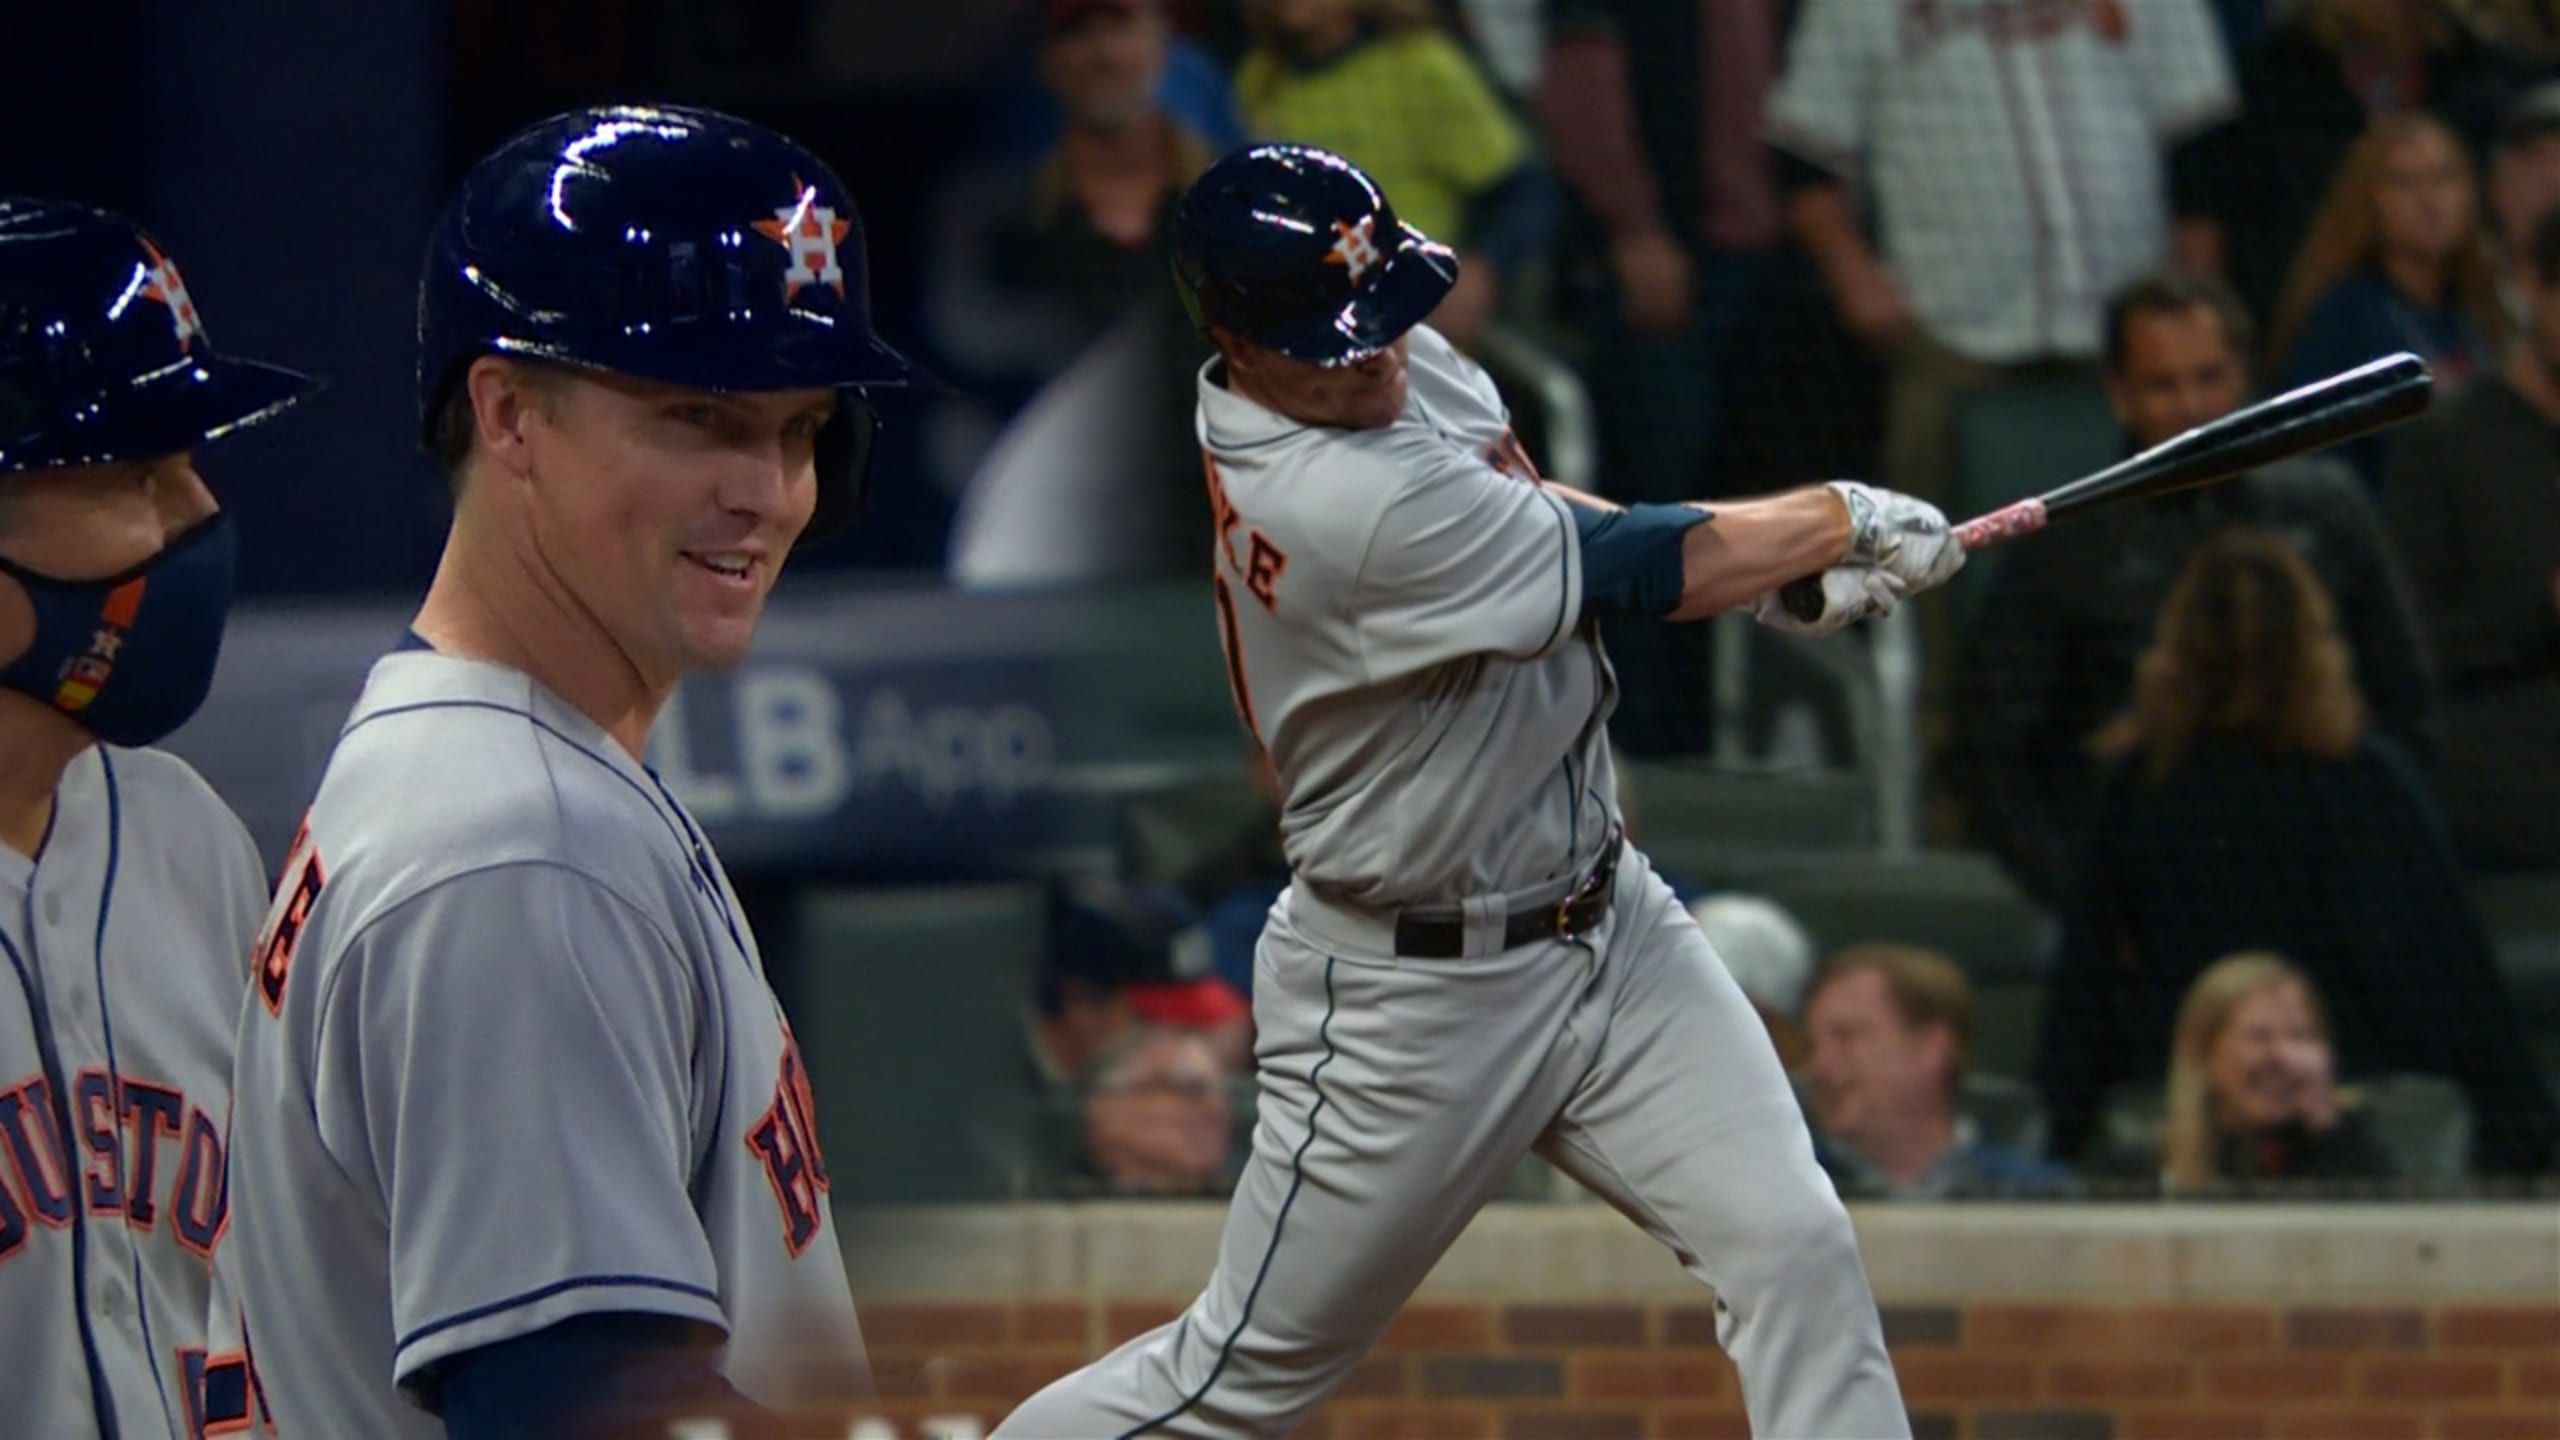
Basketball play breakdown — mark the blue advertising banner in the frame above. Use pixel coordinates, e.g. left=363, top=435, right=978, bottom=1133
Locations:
left=161, top=580, right=1234, bottom=877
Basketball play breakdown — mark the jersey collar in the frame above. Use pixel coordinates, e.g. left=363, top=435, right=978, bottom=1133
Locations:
left=1196, top=356, right=1311, bottom=453
left=346, top=649, right=652, bottom=789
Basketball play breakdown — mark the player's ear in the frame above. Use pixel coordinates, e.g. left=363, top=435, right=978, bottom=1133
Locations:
left=1208, top=325, right=1254, bottom=375
left=461, top=357, right=554, bottom=482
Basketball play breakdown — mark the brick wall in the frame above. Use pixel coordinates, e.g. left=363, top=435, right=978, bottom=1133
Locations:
left=843, top=1299, right=2560, bottom=1440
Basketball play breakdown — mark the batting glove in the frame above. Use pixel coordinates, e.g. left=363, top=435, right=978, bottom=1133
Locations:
left=1828, top=480, right=1965, bottom=593
left=1751, top=565, right=1908, bottom=637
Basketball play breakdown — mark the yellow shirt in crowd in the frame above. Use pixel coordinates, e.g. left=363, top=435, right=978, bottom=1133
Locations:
left=1236, top=28, right=1526, bottom=246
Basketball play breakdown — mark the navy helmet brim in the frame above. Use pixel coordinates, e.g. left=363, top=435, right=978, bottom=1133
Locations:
left=1252, top=226, right=1457, bottom=367
left=0, top=351, right=317, bottom=474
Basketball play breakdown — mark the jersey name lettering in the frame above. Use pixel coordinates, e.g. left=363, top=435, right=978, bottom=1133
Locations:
left=254, top=816, right=325, bottom=1017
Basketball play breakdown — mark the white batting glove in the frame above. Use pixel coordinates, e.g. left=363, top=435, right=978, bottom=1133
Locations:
left=1751, top=565, right=1908, bottom=637
left=1829, top=480, right=1965, bottom=593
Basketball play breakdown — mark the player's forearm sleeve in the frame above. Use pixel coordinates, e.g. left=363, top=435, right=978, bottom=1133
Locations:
left=1570, top=501, right=1709, bottom=618
left=438, top=1313, right=785, bottom=1440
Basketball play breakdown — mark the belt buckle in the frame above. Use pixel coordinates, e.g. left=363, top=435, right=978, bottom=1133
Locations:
left=1553, top=868, right=1606, bottom=942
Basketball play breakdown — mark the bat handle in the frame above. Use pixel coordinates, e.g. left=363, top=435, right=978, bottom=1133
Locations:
left=1774, top=497, right=2047, bottom=622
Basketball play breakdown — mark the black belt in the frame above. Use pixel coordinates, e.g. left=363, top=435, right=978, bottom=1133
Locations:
left=1391, top=843, right=1620, bottom=960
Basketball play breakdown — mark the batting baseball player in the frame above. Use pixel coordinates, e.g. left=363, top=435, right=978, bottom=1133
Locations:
left=207, top=106, right=918, bottom=1439
left=998, top=145, right=1960, bottom=1440
left=0, top=198, right=314, bottom=1439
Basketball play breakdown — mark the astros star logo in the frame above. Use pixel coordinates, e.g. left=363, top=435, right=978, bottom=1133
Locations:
left=1325, top=216, right=1383, bottom=283
left=751, top=177, right=852, bottom=300
left=137, top=238, right=205, bottom=351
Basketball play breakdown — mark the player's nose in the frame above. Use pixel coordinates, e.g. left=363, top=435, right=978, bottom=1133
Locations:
left=713, top=446, right=807, bottom=528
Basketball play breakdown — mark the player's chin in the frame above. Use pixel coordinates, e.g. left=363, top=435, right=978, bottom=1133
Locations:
left=675, top=613, right=767, bottom=673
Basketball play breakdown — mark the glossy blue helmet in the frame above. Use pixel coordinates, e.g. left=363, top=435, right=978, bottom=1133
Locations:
left=1171, top=144, right=1457, bottom=367
left=0, top=199, right=314, bottom=476
left=417, top=103, right=922, bottom=539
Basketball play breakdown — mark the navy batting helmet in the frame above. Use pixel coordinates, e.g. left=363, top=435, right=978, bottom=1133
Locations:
left=1171, top=144, right=1457, bottom=366
left=417, top=103, right=921, bottom=540
left=0, top=199, right=314, bottom=476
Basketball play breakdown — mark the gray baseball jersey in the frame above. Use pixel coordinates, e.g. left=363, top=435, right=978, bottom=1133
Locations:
left=206, top=648, right=863, bottom=1437
left=1197, top=324, right=1611, bottom=907
left=998, top=327, right=1907, bottom=1438
left=0, top=744, right=266, bottom=1440
left=1766, top=0, right=2233, bottom=362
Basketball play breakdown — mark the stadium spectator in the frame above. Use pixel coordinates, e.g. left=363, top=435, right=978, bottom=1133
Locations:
left=1950, top=270, right=2434, bottom=911
left=2268, top=111, right=2504, bottom=487
left=1026, top=890, right=1149, bottom=1101
left=1690, top=893, right=1817, bottom=1070
left=2382, top=201, right=2560, bottom=869
left=2154, top=953, right=2399, bottom=1193
left=2485, top=80, right=2560, bottom=323
left=1124, top=921, right=1256, bottom=1074
left=2172, top=0, right=2542, bottom=323
left=995, top=0, right=1216, bottom=339
left=2036, top=529, right=2560, bottom=1176
left=967, top=0, right=1219, bottom=581
left=1232, top=0, right=1555, bottom=350
left=1766, top=0, right=2236, bottom=510
left=1540, top=0, right=1787, bottom=753
left=1074, top=1026, right=1243, bottom=1195
left=1803, top=945, right=2080, bottom=1200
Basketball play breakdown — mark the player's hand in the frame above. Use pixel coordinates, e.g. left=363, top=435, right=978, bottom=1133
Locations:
left=1751, top=565, right=1906, bottom=636
left=1828, top=481, right=1964, bottom=593
left=1610, top=227, right=1694, bottom=338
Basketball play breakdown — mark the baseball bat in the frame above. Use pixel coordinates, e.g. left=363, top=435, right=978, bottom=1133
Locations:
left=1777, top=350, right=2436, bottom=622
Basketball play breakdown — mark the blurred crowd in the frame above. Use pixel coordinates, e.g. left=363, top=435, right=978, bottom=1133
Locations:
left=956, top=0, right=2560, bottom=1202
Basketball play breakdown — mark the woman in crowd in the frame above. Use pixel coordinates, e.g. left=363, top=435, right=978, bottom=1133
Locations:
left=2033, top=529, right=2558, bottom=1178
left=1232, top=0, right=1554, bottom=348
left=2175, top=0, right=2538, bottom=322
left=2158, top=952, right=2395, bottom=1193
left=2267, top=111, right=2506, bottom=485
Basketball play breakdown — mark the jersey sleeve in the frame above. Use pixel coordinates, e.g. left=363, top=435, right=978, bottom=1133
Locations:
left=1762, top=0, right=1883, bottom=175
left=2127, top=0, right=2236, bottom=138
left=309, top=863, right=726, bottom=1388
left=1351, top=448, right=1584, bottom=680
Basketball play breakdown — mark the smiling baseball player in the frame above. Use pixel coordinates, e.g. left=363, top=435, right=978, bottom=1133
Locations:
left=206, top=106, right=918, bottom=1440
left=0, top=198, right=313, bottom=1440
left=998, top=144, right=1958, bottom=1440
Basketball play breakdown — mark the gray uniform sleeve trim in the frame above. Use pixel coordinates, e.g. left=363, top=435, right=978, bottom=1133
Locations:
left=398, top=1273, right=724, bottom=1355
left=1537, top=489, right=1579, bottom=652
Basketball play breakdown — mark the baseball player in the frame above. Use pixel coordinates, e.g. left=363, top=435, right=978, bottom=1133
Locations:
left=998, top=144, right=1961, bottom=1440
left=206, top=106, right=918, bottom=1439
left=0, top=199, right=314, bottom=1439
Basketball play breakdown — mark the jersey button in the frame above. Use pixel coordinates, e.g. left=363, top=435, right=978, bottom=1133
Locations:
left=41, top=890, right=63, bottom=927
left=96, top=1275, right=128, bottom=1318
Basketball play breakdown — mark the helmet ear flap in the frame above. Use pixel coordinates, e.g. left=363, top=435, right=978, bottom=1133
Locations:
left=802, top=394, right=877, bottom=544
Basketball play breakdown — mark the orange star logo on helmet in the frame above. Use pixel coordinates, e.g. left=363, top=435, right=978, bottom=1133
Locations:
left=1325, top=216, right=1383, bottom=284
left=136, top=238, right=206, bottom=352
left=752, top=177, right=853, bottom=300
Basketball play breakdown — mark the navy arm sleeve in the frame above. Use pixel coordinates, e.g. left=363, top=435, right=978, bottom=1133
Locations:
left=437, top=1312, right=786, bottom=1440
left=1569, top=501, right=1710, bottom=618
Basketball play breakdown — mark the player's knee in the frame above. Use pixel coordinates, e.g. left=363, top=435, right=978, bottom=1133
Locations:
left=1728, top=1189, right=1865, bottom=1301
